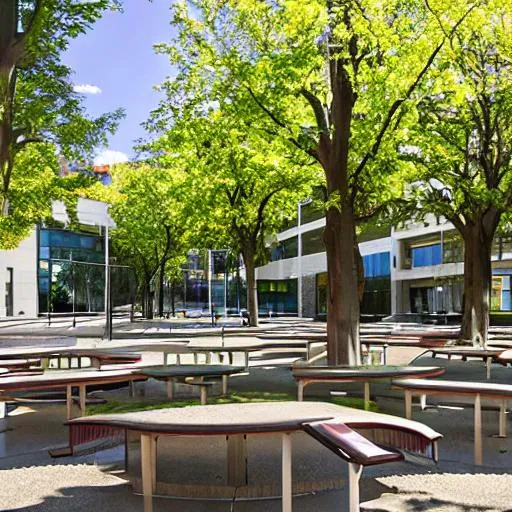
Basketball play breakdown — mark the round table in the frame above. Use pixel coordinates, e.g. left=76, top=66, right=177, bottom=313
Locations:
left=291, top=365, right=446, bottom=408
left=68, top=401, right=441, bottom=512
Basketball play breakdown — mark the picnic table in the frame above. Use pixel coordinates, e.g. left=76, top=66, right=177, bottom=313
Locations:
left=0, top=368, right=147, bottom=419
left=292, top=364, right=445, bottom=410
left=392, top=378, right=512, bottom=465
left=412, top=347, right=505, bottom=380
left=139, top=364, right=245, bottom=404
left=109, top=342, right=190, bottom=366
left=0, top=347, right=141, bottom=370
left=68, top=401, right=441, bottom=512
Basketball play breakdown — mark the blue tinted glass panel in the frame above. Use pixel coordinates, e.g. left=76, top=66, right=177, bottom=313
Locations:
left=412, top=244, right=441, bottom=267
left=39, top=246, right=50, bottom=259
left=40, top=230, right=49, bottom=246
left=363, top=252, right=390, bottom=277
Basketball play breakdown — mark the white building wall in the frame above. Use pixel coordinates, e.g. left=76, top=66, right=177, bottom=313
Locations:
left=0, top=230, right=38, bottom=317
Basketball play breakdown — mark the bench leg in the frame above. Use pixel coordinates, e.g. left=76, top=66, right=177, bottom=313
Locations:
left=176, top=354, right=181, bottom=365
left=66, top=384, right=73, bottom=420
left=420, top=394, right=427, bottom=411
left=193, top=353, right=198, bottom=365
left=222, top=375, right=228, bottom=395
left=244, top=352, right=249, bottom=371
left=79, top=384, right=86, bottom=416
left=297, top=380, right=305, bottom=402
left=151, top=436, right=158, bottom=493
left=200, top=386, right=208, bottom=405
left=282, top=433, right=292, bottom=512
left=474, top=393, right=482, bottom=465
left=348, top=462, right=362, bottom=512
left=227, top=434, right=248, bottom=486
left=166, top=378, right=174, bottom=400
left=129, top=380, right=136, bottom=398
left=163, top=352, right=167, bottom=366
left=363, top=382, right=370, bottom=411
left=499, top=400, right=507, bottom=438
left=206, top=352, right=212, bottom=364
left=141, top=434, right=154, bottom=512
left=405, top=390, right=412, bottom=420
left=0, top=400, right=6, bottom=419
left=486, top=357, right=492, bottom=380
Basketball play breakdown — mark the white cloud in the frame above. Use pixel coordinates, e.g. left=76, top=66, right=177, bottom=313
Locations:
left=73, top=83, right=102, bottom=95
left=94, top=149, right=129, bottom=166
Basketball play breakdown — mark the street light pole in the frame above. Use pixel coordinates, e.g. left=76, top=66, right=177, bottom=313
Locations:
left=103, top=220, right=112, bottom=341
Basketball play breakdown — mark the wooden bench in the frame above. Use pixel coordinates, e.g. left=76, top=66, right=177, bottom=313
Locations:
left=412, top=347, right=505, bottom=380
left=292, top=364, right=445, bottom=410
left=392, top=378, right=512, bottom=465
left=0, top=369, right=148, bottom=419
left=68, top=401, right=441, bottom=512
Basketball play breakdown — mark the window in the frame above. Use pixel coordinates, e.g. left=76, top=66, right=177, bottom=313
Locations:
left=411, top=244, right=442, bottom=267
left=269, top=236, right=298, bottom=261
left=443, top=238, right=464, bottom=263
left=302, top=228, right=324, bottom=256
left=363, top=252, right=390, bottom=277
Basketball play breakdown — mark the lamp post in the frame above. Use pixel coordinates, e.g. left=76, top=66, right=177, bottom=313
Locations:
left=297, top=199, right=312, bottom=318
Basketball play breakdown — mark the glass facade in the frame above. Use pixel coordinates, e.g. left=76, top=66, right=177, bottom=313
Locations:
left=270, top=236, right=298, bottom=261
left=411, top=243, right=442, bottom=267
left=257, top=279, right=297, bottom=314
left=363, top=252, right=390, bottom=277
left=38, top=228, right=105, bottom=314
left=302, top=228, right=324, bottom=256
left=316, top=252, right=392, bottom=316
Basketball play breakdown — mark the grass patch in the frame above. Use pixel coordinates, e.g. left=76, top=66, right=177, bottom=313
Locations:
left=86, top=391, right=379, bottom=416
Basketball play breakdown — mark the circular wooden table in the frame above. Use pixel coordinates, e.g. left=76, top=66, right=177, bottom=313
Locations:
left=139, top=364, right=245, bottom=402
left=68, top=401, right=441, bottom=512
left=291, top=365, right=445, bottom=409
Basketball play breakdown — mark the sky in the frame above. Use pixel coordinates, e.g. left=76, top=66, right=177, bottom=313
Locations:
left=62, top=0, right=176, bottom=165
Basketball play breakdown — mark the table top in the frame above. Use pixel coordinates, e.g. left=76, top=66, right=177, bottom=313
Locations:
left=188, top=344, right=262, bottom=352
left=0, top=347, right=141, bottom=360
left=392, top=378, right=512, bottom=396
left=139, top=364, right=245, bottom=378
left=292, top=365, right=445, bottom=380
left=0, top=368, right=146, bottom=391
left=430, top=347, right=503, bottom=357
left=68, top=400, right=441, bottom=440
left=497, top=349, right=512, bottom=362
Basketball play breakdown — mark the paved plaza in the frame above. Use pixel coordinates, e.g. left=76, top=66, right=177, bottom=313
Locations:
left=1, top=318, right=512, bottom=511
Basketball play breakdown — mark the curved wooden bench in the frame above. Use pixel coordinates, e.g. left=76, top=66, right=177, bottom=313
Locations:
left=292, top=365, right=445, bottom=409
left=68, top=401, right=441, bottom=512
left=392, top=378, right=512, bottom=464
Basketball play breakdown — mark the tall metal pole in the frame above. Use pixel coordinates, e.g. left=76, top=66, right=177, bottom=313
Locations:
left=297, top=202, right=303, bottom=318
left=223, top=251, right=228, bottom=318
left=208, top=249, right=212, bottom=321
left=103, top=222, right=111, bottom=340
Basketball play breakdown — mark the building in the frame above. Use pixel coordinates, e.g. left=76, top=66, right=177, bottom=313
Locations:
left=0, top=199, right=114, bottom=318
left=256, top=204, right=512, bottom=320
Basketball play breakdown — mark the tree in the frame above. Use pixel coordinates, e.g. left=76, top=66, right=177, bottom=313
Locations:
left=0, top=0, right=122, bottom=243
left=158, top=0, right=475, bottom=363
left=148, top=114, right=319, bottom=326
left=406, top=1, right=512, bottom=346
left=109, top=162, right=188, bottom=319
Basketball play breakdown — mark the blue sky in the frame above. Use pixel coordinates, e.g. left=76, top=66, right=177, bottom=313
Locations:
left=63, top=0, right=175, bottom=165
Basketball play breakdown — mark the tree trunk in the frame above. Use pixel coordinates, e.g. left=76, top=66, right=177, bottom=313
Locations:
left=243, top=246, right=259, bottom=327
left=460, top=223, right=493, bottom=347
left=0, top=1, right=18, bottom=209
left=324, top=203, right=361, bottom=365
left=354, top=240, right=365, bottom=305
left=158, top=261, right=165, bottom=317
left=170, top=281, right=176, bottom=317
